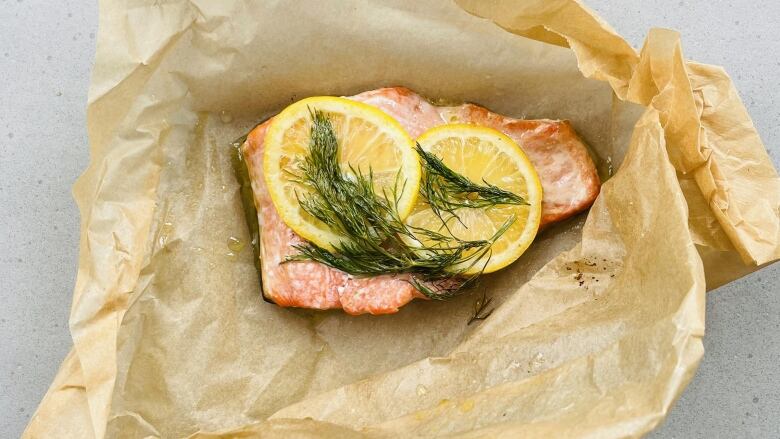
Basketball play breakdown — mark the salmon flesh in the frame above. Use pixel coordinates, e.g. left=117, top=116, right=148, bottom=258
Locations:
left=242, top=87, right=600, bottom=315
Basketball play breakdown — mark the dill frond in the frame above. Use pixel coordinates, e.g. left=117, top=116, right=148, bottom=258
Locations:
left=467, top=292, right=495, bottom=325
left=416, top=144, right=527, bottom=227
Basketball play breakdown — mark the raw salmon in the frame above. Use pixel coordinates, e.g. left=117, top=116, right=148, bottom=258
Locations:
left=242, top=87, right=600, bottom=315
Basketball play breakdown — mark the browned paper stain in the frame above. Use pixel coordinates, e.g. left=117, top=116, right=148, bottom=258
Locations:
left=24, top=0, right=779, bottom=438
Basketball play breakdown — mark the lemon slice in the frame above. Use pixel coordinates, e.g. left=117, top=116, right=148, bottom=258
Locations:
left=406, top=124, right=542, bottom=274
left=263, top=96, right=421, bottom=250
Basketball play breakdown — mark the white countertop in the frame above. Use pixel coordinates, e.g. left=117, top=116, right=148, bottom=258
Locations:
left=1, top=1, right=777, bottom=437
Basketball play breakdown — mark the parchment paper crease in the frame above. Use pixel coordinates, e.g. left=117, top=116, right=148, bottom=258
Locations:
left=24, top=0, right=779, bottom=438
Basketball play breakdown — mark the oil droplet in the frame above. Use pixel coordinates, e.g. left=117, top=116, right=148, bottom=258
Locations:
left=158, top=221, right=174, bottom=248
left=221, top=184, right=227, bottom=192
left=529, top=352, right=546, bottom=371
left=227, top=236, right=245, bottom=253
left=219, top=110, right=234, bottom=124
left=459, top=399, right=475, bottom=412
left=416, top=384, right=428, bottom=396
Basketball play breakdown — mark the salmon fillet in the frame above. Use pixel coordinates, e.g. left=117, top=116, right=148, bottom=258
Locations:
left=242, top=87, right=600, bottom=315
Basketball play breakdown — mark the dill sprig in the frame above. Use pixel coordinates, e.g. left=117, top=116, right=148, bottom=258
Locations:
left=417, top=144, right=527, bottom=229
left=286, top=109, right=522, bottom=299
left=467, top=292, right=494, bottom=325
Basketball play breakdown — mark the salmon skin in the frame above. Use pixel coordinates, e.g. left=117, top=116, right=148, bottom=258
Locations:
left=242, top=87, right=600, bottom=315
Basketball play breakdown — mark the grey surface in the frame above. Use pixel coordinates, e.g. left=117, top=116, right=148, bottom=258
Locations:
left=0, top=0, right=95, bottom=436
left=0, top=0, right=777, bottom=437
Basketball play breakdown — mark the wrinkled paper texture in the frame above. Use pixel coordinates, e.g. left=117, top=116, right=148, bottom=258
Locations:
left=24, top=0, right=779, bottom=438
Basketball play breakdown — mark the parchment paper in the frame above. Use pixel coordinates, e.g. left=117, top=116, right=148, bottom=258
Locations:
left=24, top=0, right=780, bottom=438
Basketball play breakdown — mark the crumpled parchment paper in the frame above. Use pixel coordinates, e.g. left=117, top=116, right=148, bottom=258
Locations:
left=24, top=0, right=779, bottom=438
